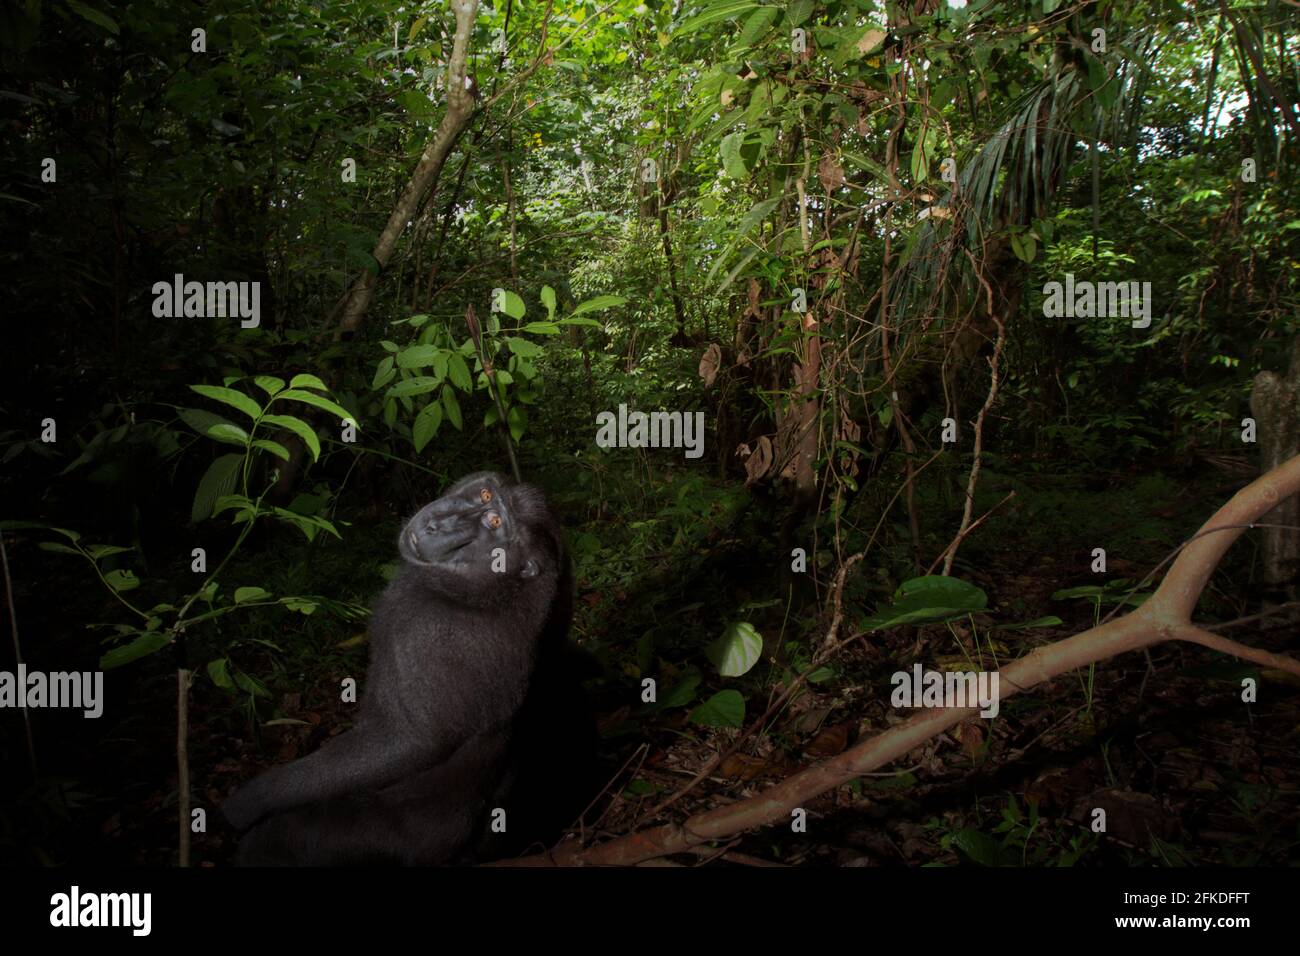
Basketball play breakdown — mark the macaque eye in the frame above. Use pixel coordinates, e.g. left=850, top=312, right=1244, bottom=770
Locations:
left=479, top=488, right=493, bottom=503
left=483, top=511, right=502, bottom=529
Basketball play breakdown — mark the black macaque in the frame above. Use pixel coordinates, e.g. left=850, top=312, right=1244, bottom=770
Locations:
left=223, top=471, right=595, bottom=865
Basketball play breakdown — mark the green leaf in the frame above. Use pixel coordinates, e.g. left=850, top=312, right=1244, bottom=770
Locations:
left=261, top=414, right=321, bottom=463
left=38, top=541, right=81, bottom=555
left=861, top=575, right=988, bottom=630
left=447, top=352, right=473, bottom=391
left=275, top=389, right=354, bottom=426
left=706, top=622, right=763, bottom=677
left=208, top=658, right=235, bottom=690
left=105, top=569, right=140, bottom=593
left=911, top=127, right=932, bottom=183
left=235, top=586, right=271, bottom=604
left=707, top=196, right=780, bottom=281
left=677, top=0, right=758, bottom=36
left=720, top=130, right=748, bottom=179
left=252, top=439, right=290, bottom=461
left=397, top=345, right=439, bottom=369
left=568, top=295, right=627, bottom=317
left=67, top=0, right=119, bottom=34
left=949, top=828, right=1006, bottom=866
left=413, top=402, right=443, bottom=452
left=86, top=544, right=131, bottom=560
left=442, top=387, right=462, bottom=430
left=190, top=384, right=262, bottom=422
left=736, top=6, right=779, bottom=48
left=388, top=376, right=442, bottom=398
left=234, top=669, right=271, bottom=698
left=191, top=453, right=244, bottom=522
left=372, top=355, right=397, bottom=390
left=507, top=404, right=526, bottom=442
left=499, top=290, right=526, bottom=320
left=177, top=407, right=236, bottom=438
left=522, top=321, right=560, bottom=335
left=506, top=336, right=543, bottom=359
left=101, top=632, right=170, bottom=669
left=789, top=0, right=814, bottom=26
left=689, top=690, right=746, bottom=728
left=659, top=669, right=702, bottom=709
left=540, top=285, right=557, bottom=319
left=1009, top=231, right=1037, bottom=263
left=206, top=422, right=250, bottom=446
left=252, top=376, right=285, bottom=397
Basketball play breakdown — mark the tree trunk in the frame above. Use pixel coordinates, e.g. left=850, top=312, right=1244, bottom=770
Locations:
left=1250, top=336, right=1300, bottom=599
left=334, top=0, right=481, bottom=338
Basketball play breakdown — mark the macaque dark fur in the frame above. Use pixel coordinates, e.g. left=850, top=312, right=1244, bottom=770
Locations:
left=223, top=471, right=592, bottom=865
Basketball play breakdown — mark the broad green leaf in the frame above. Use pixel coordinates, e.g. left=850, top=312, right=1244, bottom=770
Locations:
left=262, top=414, right=322, bottom=463
left=522, top=321, right=560, bottom=335
left=253, top=376, right=285, bottom=397
left=720, top=130, right=748, bottom=179
left=659, top=669, right=702, bottom=709
left=235, top=586, right=271, bottom=604
left=442, top=386, right=462, bottom=430
left=707, top=196, right=781, bottom=281
left=506, top=336, right=543, bottom=358
left=736, top=6, right=779, bottom=48
left=499, top=290, right=526, bottom=320
left=540, top=285, right=557, bottom=319
left=397, top=345, right=439, bottom=369
left=447, top=352, right=473, bottom=391
left=706, top=622, right=763, bottom=677
left=911, top=128, right=932, bottom=182
left=413, top=402, right=443, bottom=452
left=861, top=575, right=987, bottom=630
left=101, top=632, right=170, bottom=669
left=105, top=569, right=140, bottom=593
left=208, top=658, right=235, bottom=690
left=206, top=422, right=250, bottom=446
left=86, top=544, right=131, bottom=559
left=950, top=828, right=1006, bottom=866
left=176, top=407, right=236, bottom=438
left=252, top=439, right=290, bottom=461
left=234, top=669, right=271, bottom=698
left=372, top=355, right=397, bottom=389
left=289, top=373, right=331, bottom=392
left=276, top=389, right=355, bottom=427
left=568, top=295, right=627, bottom=317
left=191, top=453, right=244, bottom=522
left=507, top=404, right=526, bottom=442
left=689, top=690, right=746, bottom=728
left=68, top=0, right=119, bottom=34
left=190, top=384, right=262, bottom=422
left=389, top=376, right=441, bottom=398
left=677, top=0, right=758, bottom=36
left=38, top=542, right=81, bottom=555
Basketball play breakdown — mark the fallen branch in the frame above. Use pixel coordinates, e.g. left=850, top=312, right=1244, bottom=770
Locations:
left=512, top=453, right=1300, bottom=866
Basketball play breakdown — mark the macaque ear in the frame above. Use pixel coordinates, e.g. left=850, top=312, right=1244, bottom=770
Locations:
left=521, top=558, right=541, bottom=579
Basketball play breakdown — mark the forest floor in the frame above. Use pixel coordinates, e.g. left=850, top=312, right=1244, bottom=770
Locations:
left=7, top=462, right=1297, bottom=866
